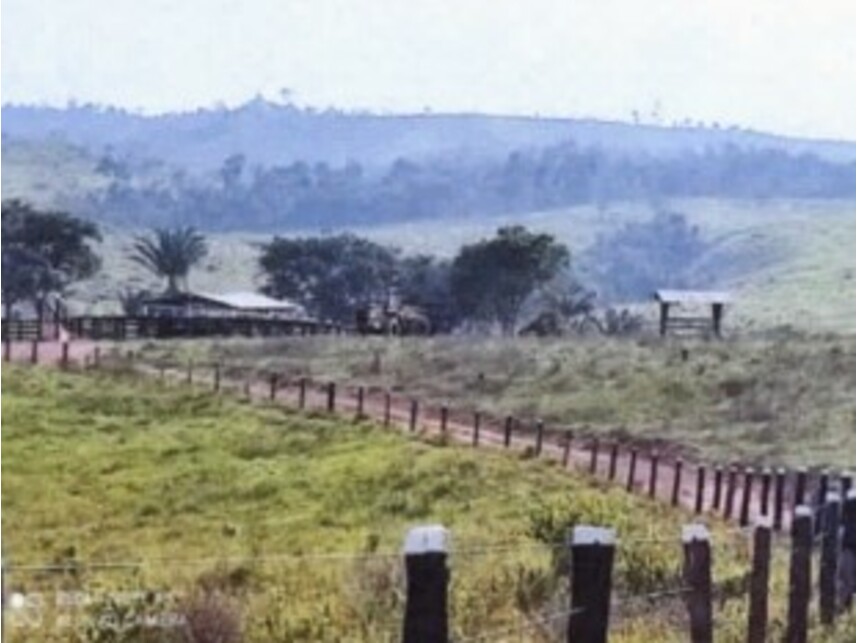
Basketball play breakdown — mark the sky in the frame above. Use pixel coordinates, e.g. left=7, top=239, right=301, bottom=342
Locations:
left=2, top=0, right=855, bottom=140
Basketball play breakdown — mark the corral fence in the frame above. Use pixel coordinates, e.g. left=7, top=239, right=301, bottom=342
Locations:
left=0, top=316, right=347, bottom=343
left=3, top=346, right=856, bottom=641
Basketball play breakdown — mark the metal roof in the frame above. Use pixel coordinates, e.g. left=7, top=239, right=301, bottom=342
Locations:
left=653, top=290, right=733, bottom=305
left=196, top=291, right=303, bottom=311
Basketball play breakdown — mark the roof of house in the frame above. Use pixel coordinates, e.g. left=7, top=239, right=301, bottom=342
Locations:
left=196, top=291, right=303, bottom=311
left=653, top=290, right=733, bottom=305
left=143, top=290, right=304, bottom=311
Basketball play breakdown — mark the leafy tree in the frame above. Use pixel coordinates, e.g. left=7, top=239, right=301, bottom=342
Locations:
left=259, top=234, right=398, bottom=322
left=395, top=255, right=459, bottom=331
left=451, top=226, right=570, bottom=334
left=584, top=211, right=708, bottom=301
left=1, top=199, right=101, bottom=316
left=130, top=227, right=208, bottom=293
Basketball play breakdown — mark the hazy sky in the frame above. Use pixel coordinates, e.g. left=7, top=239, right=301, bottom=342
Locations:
left=2, top=0, right=855, bottom=140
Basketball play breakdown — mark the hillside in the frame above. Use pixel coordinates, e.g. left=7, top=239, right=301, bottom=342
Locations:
left=4, top=100, right=855, bottom=173
left=68, top=199, right=855, bottom=333
left=2, top=365, right=760, bottom=642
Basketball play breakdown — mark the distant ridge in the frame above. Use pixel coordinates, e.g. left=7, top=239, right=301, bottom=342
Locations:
left=3, top=99, right=854, bottom=172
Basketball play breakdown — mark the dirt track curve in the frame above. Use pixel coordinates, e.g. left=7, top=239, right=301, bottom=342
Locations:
left=6, top=339, right=837, bottom=534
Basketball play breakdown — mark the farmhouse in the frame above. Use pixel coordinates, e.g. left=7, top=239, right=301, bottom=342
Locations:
left=139, top=290, right=307, bottom=320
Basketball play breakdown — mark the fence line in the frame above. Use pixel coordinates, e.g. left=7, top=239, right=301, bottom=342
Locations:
left=4, top=346, right=857, bottom=641
left=7, top=345, right=853, bottom=538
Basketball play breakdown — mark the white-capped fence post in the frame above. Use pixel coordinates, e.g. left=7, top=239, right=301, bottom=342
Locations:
left=568, top=526, right=616, bottom=643
left=403, top=525, right=450, bottom=643
left=682, top=524, right=713, bottom=643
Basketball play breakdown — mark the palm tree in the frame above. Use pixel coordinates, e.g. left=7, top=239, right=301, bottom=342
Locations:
left=130, top=227, right=208, bottom=293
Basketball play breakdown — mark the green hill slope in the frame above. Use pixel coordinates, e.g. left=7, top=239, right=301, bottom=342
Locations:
left=3, top=366, right=753, bottom=642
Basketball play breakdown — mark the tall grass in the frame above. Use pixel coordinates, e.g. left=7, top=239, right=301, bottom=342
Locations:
left=137, top=333, right=856, bottom=468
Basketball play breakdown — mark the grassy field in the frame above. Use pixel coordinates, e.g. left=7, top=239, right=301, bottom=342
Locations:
left=65, top=198, right=855, bottom=333
left=6, top=365, right=853, bottom=642
left=137, top=333, right=857, bottom=470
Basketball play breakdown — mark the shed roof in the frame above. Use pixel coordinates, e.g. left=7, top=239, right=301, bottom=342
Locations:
left=196, top=291, right=303, bottom=310
left=653, top=290, right=733, bottom=305
left=143, top=290, right=304, bottom=311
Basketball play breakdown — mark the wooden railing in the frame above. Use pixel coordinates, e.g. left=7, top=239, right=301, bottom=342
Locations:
left=0, top=315, right=347, bottom=342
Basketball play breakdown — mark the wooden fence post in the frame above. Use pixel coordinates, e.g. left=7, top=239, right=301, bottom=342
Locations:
left=440, top=406, right=448, bottom=435
left=60, top=342, right=70, bottom=368
left=93, top=346, right=101, bottom=368
left=472, top=412, right=481, bottom=447
left=695, top=466, right=706, bottom=514
left=817, top=470, right=830, bottom=508
left=589, top=438, right=599, bottom=475
left=682, top=525, right=713, bottom=643
left=503, top=416, right=513, bottom=448
left=774, top=469, right=787, bottom=532
left=384, top=391, right=392, bottom=426
left=740, top=468, right=755, bottom=528
left=186, top=360, right=193, bottom=385
left=409, top=400, right=419, bottom=432
left=327, top=382, right=336, bottom=412
left=747, top=519, right=772, bottom=643
left=356, top=386, right=365, bottom=418
left=403, top=525, right=450, bottom=643
left=3, top=339, right=10, bottom=363
left=213, top=363, right=221, bottom=393
left=760, top=469, right=772, bottom=518
left=30, top=340, right=39, bottom=364
left=786, top=507, right=813, bottom=643
left=794, top=469, right=807, bottom=508
left=819, top=494, right=841, bottom=625
left=712, top=467, right=723, bottom=511
left=672, top=459, right=683, bottom=507
left=648, top=452, right=660, bottom=499
left=534, top=420, right=544, bottom=457
left=815, top=471, right=830, bottom=536
left=841, top=492, right=855, bottom=609
left=609, top=444, right=619, bottom=481
left=269, top=374, right=279, bottom=401
left=589, top=437, right=601, bottom=476
left=724, top=467, right=738, bottom=521
left=562, top=431, right=573, bottom=468
left=626, top=449, right=638, bottom=493
left=568, top=526, right=616, bottom=643
left=298, top=378, right=307, bottom=410
left=841, top=473, right=853, bottom=500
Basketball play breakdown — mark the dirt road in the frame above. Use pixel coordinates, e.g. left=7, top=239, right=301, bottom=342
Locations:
left=5, top=340, right=827, bottom=532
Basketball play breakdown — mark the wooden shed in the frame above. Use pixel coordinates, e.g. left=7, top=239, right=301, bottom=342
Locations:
left=653, top=290, right=732, bottom=337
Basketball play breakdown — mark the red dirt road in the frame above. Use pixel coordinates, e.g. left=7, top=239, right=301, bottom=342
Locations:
left=4, top=340, right=815, bottom=532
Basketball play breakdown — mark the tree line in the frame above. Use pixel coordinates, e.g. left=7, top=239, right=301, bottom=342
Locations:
left=75, top=141, right=856, bottom=230
left=2, top=199, right=711, bottom=335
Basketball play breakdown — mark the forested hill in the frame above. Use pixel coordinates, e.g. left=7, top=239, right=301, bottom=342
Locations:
left=2, top=100, right=855, bottom=231
left=3, top=99, right=855, bottom=171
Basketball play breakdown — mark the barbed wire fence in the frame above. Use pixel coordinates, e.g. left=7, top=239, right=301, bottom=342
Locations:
left=2, top=343, right=856, bottom=641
